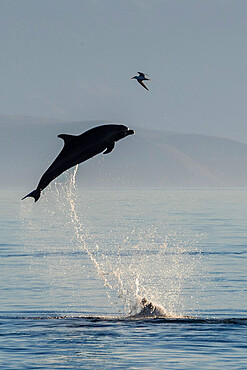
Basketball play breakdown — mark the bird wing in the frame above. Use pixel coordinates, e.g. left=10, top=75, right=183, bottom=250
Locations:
left=138, top=80, right=149, bottom=90
left=138, top=72, right=145, bottom=78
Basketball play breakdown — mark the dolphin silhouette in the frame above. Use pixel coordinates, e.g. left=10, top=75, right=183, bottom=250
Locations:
left=22, top=124, right=134, bottom=202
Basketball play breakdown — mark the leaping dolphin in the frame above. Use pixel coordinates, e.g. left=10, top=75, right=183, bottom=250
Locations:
left=22, top=124, right=134, bottom=202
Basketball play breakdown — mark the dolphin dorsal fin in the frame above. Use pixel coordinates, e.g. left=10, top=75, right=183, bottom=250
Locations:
left=58, top=134, right=76, bottom=146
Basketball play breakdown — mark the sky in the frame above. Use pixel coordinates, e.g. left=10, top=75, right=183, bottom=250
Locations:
left=1, top=0, right=247, bottom=142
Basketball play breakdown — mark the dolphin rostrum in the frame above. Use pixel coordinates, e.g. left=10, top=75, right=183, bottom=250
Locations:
left=22, top=124, right=134, bottom=202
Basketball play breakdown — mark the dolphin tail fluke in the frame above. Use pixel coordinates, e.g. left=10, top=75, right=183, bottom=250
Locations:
left=22, top=189, right=41, bottom=202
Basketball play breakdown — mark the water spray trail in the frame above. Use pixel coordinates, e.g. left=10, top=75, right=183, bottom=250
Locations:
left=65, top=167, right=140, bottom=313
left=66, top=166, right=114, bottom=293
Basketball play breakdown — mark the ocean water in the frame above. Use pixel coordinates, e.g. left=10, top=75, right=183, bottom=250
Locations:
left=0, top=172, right=247, bottom=369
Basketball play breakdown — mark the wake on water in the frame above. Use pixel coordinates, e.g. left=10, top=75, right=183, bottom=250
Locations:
left=20, top=166, right=206, bottom=320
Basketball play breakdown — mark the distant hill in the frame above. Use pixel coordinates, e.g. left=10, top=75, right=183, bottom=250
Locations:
left=1, top=115, right=247, bottom=189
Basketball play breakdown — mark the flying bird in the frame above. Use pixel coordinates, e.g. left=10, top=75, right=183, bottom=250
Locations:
left=131, top=72, right=150, bottom=91
left=22, top=124, right=134, bottom=202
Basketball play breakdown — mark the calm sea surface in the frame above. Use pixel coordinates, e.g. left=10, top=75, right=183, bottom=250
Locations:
left=1, top=180, right=247, bottom=369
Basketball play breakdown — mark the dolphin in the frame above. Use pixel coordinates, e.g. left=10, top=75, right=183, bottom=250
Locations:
left=22, top=124, right=134, bottom=202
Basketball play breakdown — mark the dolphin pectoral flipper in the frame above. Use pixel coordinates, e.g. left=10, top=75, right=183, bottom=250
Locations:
left=103, top=141, right=115, bottom=154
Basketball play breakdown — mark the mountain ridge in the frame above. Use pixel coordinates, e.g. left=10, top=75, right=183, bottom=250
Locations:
left=1, top=116, right=247, bottom=189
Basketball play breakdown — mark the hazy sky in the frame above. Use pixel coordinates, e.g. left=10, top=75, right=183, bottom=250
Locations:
left=1, top=0, right=247, bottom=141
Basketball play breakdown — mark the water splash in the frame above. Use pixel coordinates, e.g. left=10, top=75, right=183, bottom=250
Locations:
left=20, top=171, right=204, bottom=316
left=57, top=169, right=203, bottom=316
left=62, top=167, right=142, bottom=312
left=65, top=166, right=113, bottom=292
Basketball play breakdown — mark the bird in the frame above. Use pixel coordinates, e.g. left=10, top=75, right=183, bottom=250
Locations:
left=131, top=72, right=150, bottom=91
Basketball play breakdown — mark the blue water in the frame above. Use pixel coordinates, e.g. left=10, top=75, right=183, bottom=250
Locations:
left=1, top=178, right=247, bottom=369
